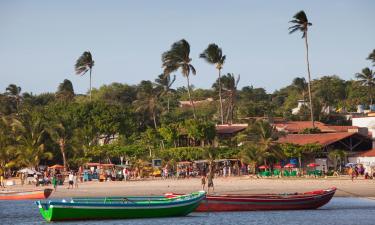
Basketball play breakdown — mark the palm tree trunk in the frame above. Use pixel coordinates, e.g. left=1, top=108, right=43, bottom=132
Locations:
left=152, top=111, right=157, bottom=129
left=89, top=68, right=92, bottom=101
left=59, top=139, right=68, bottom=171
left=218, top=69, right=224, bottom=124
left=186, top=76, right=196, bottom=119
left=304, top=32, right=315, bottom=128
left=167, top=96, right=170, bottom=113
left=369, top=85, right=373, bottom=105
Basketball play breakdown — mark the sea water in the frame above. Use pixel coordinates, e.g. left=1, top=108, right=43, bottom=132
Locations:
left=1, top=198, right=375, bottom=225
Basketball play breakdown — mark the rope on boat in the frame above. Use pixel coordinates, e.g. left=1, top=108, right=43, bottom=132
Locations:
left=336, top=188, right=375, bottom=201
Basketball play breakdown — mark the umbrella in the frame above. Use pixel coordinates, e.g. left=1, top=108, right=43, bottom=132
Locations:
left=307, top=163, right=320, bottom=168
left=273, top=164, right=282, bottom=169
left=258, top=165, right=269, bottom=169
left=345, top=163, right=356, bottom=167
left=284, top=163, right=296, bottom=168
left=48, top=164, right=65, bottom=169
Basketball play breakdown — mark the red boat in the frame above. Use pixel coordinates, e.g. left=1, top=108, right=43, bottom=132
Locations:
left=165, top=187, right=336, bottom=211
left=0, top=188, right=53, bottom=200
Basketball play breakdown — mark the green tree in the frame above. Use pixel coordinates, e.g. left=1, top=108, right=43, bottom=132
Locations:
left=289, top=10, right=315, bottom=127
left=328, top=149, right=346, bottom=171
left=214, top=73, right=240, bottom=123
left=162, top=39, right=197, bottom=118
left=238, top=144, right=263, bottom=174
left=56, top=79, right=75, bottom=101
left=355, top=67, right=375, bottom=105
left=5, top=84, right=22, bottom=112
left=292, top=77, right=307, bottom=101
left=367, top=49, right=375, bottom=66
left=12, top=111, right=53, bottom=168
left=134, top=81, right=162, bottom=129
left=155, top=74, right=176, bottom=113
left=0, top=116, right=17, bottom=176
left=75, top=51, right=95, bottom=100
left=200, top=43, right=226, bottom=124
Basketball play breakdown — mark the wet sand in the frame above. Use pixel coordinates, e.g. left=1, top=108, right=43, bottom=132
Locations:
left=4, top=176, right=375, bottom=198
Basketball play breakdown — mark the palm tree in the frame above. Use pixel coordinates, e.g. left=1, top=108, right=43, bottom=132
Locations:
left=162, top=39, right=197, bottom=118
left=289, top=10, right=315, bottom=127
left=134, top=81, right=162, bottom=129
left=367, top=49, right=375, bottom=66
left=75, top=51, right=95, bottom=100
left=355, top=67, right=375, bottom=105
left=5, top=84, right=22, bottom=111
left=11, top=114, right=52, bottom=169
left=238, top=144, right=263, bottom=175
left=48, top=123, right=73, bottom=171
left=0, top=116, right=18, bottom=176
left=220, top=73, right=240, bottom=124
left=200, top=44, right=226, bottom=124
left=251, top=120, right=284, bottom=166
left=328, top=149, right=346, bottom=172
left=155, top=74, right=176, bottom=113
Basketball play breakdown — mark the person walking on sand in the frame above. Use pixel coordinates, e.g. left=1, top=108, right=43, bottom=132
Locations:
left=201, top=174, right=206, bottom=190
left=52, top=175, right=57, bottom=190
left=0, top=173, right=4, bottom=188
left=68, top=172, right=74, bottom=189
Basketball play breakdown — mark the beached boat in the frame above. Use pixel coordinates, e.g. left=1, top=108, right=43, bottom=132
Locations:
left=36, top=191, right=206, bottom=222
left=0, top=188, right=53, bottom=200
left=165, top=187, right=336, bottom=212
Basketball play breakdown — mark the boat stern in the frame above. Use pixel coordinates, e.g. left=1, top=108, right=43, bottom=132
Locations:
left=35, top=201, right=53, bottom=222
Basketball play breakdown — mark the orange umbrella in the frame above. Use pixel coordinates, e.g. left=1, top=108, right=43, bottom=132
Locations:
left=49, top=164, right=64, bottom=169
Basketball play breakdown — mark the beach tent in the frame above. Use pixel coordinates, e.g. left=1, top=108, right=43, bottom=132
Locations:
left=18, top=168, right=40, bottom=175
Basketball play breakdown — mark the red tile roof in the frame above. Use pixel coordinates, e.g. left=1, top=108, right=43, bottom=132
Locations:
left=354, top=149, right=375, bottom=157
left=325, top=126, right=359, bottom=132
left=216, top=124, right=248, bottom=134
left=273, top=121, right=336, bottom=133
left=278, top=132, right=356, bottom=146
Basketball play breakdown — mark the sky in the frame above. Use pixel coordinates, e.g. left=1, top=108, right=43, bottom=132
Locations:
left=0, top=1, right=374, bottom=95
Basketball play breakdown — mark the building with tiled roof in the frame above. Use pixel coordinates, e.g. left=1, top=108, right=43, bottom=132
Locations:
left=278, top=132, right=372, bottom=154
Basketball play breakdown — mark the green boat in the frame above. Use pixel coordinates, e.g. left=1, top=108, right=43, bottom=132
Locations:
left=36, top=191, right=206, bottom=222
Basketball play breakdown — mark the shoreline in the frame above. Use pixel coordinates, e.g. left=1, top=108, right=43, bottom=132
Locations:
left=3, top=176, right=375, bottom=198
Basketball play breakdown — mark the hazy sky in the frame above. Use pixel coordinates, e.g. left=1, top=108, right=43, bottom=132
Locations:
left=1, top=1, right=374, bottom=95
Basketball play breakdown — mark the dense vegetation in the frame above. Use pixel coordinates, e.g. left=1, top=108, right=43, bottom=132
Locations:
left=1, top=10, right=374, bottom=175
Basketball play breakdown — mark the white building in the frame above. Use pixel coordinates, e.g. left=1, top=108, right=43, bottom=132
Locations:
left=352, top=115, right=375, bottom=139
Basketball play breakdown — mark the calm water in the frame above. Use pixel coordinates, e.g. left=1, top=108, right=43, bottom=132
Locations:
left=1, top=198, right=375, bottom=225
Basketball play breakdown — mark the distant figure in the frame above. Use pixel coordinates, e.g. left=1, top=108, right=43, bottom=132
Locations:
left=52, top=175, right=57, bottom=190
left=0, top=174, right=4, bottom=188
left=73, top=173, right=78, bottom=188
left=201, top=175, right=206, bottom=190
left=20, top=172, right=25, bottom=186
left=207, top=174, right=214, bottom=194
left=68, top=172, right=74, bottom=189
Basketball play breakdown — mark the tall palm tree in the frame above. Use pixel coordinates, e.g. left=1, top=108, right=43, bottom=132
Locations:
left=134, top=81, right=162, bottom=129
left=355, top=67, right=375, bottom=105
left=155, top=74, right=176, bottom=113
left=162, top=39, right=197, bottom=118
left=367, top=49, right=375, bottom=66
left=75, top=51, right=95, bottom=100
left=200, top=44, right=226, bottom=124
left=289, top=10, right=315, bottom=127
left=220, top=73, right=240, bottom=124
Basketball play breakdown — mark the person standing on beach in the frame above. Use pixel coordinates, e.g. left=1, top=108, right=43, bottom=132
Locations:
left=201, top=174, right=206, bottom=190
left=207, top=174, right=214, bottom=194
left=68, top=172, right=74, bottom=189
left=52, top=175, right=57, bottom=190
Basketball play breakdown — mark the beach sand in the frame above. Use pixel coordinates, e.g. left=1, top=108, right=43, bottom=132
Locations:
left=4, top=176, right=375, bottom=198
